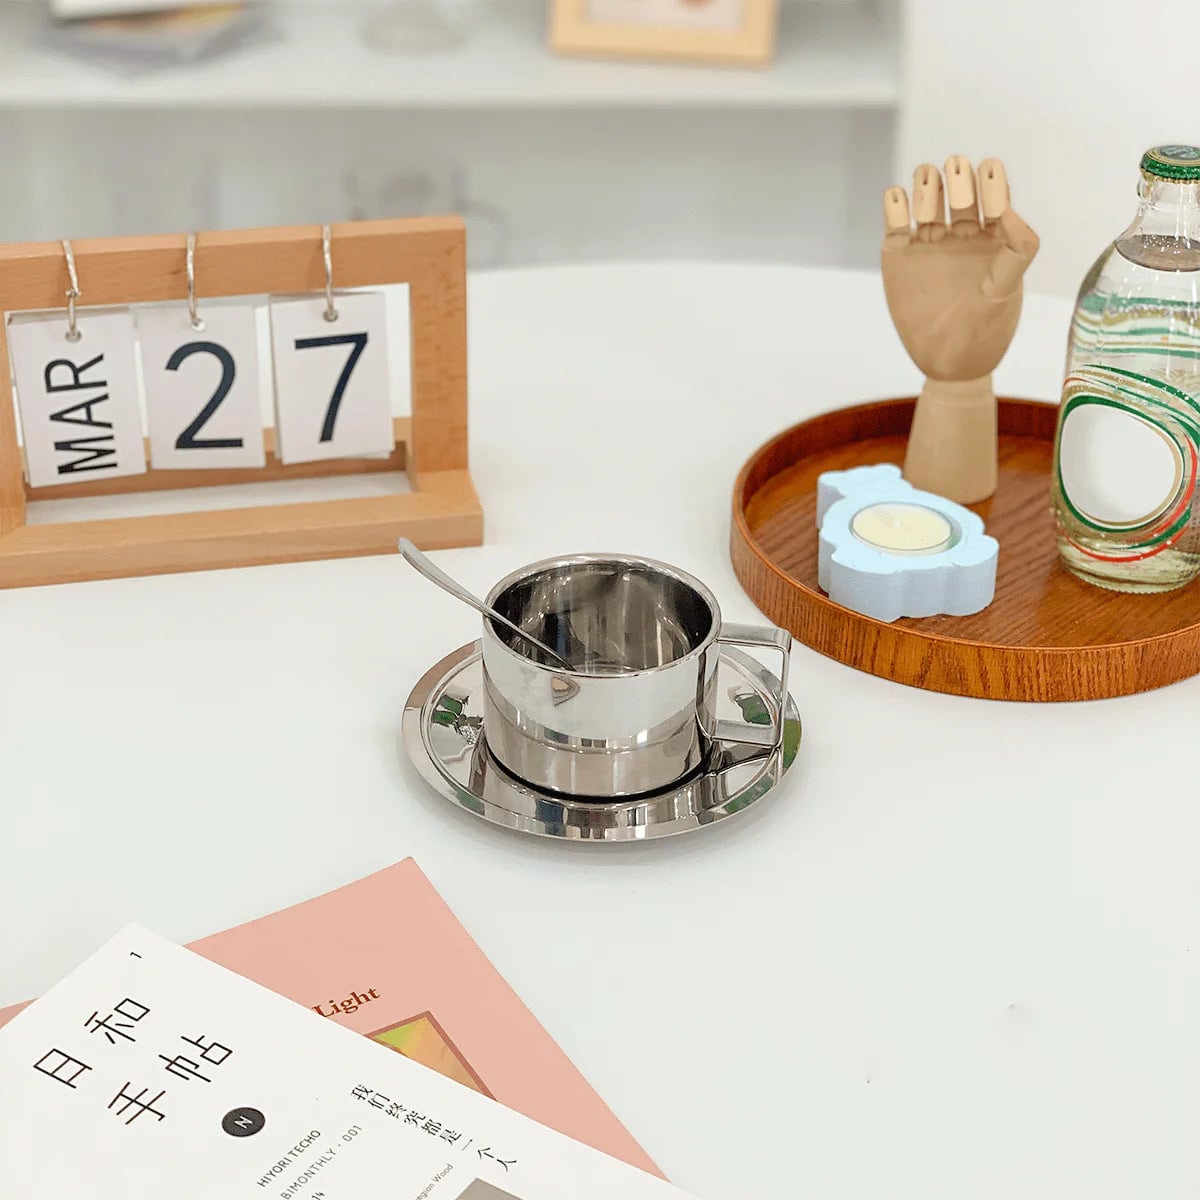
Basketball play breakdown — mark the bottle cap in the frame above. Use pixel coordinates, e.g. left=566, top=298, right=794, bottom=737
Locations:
left=1141, top=145, right=1200, bottom=181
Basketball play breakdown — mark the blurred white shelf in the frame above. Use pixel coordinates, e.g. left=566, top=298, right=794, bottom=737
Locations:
left=0, top=0, right=898, bottom=110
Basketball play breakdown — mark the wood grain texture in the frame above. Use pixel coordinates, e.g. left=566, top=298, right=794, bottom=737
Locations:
left=882, top=157, right=1039, bottom=503
left=409, top=244, right=468, bottom=477
left=0, top=218, right=482, bottom=588
left=730, top=396, right=1200, bottom=701
left=1, top=470, right=482, bottom=589
left=0, top=319, right=25, bottom=534
left=0, top=219, right=463, bottom=311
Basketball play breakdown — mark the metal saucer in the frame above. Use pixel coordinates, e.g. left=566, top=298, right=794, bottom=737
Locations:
left=402, top=641, right=802, bottom=842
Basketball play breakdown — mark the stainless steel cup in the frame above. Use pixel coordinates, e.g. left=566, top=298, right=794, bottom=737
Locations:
left=480, top=553, right=792, bottom=798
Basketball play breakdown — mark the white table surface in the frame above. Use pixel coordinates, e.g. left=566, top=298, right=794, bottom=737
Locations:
left=1, top=263, right=1195, bottom=1200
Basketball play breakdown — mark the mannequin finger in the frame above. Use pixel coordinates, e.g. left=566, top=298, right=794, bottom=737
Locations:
left=945, top=155, right=979, bottom=237
left=883, top=186, right=912, bottom=248
left=994, top=205, right=1039, bottom=261
left=978, top=158, right=1011, bottom=234
left=912, top=163, right=947, bottom=242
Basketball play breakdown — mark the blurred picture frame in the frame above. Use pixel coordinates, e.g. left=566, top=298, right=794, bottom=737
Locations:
left=549, top=0, right=778, bottom=67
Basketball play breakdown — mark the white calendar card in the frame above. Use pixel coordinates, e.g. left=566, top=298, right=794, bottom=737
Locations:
left=9, top=307, right=147, bottom=488
left=139, top=302, right=267, bottom=471
left=269, top=293, right=395, bottom=465
left=0, top=926, right=698, bottom=1200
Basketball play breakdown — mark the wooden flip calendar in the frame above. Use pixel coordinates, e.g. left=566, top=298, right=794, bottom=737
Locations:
left=0, top=217, right=483, bottom=589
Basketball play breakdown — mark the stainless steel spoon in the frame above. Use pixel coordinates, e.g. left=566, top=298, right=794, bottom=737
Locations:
left=397, top=538, right=575, bottom=672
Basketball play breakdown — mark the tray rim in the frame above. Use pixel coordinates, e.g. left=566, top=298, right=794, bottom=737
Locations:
left=730, top=395, right=1200, bottom=701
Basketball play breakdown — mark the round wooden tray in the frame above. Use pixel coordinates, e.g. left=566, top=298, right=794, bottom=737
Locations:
left=731, top=396, right=1200, bottom=702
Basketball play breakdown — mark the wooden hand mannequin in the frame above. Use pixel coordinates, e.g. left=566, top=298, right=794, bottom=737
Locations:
left=882, top=157, right=1039, bottom=504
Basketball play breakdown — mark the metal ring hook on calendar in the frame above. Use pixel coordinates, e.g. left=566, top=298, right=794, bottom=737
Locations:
left=186, top=233, right=205, bottom=333
left=322, top=224, right=339, bottom=324
left=61, top=239, right=82, bottom=343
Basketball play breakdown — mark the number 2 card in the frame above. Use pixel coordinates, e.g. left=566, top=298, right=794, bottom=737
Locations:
left=269, top=293, right=394, bottom=465
left=139, top=303, right=266, bottom=471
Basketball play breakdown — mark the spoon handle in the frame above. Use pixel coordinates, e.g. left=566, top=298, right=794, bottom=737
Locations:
left=397, top=539, right=573, bottom=671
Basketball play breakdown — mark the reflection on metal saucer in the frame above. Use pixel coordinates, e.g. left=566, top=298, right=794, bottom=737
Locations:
left=402, top=641, right=802, bottom=842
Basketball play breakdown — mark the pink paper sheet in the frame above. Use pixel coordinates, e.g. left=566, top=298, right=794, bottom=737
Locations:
left=0, top=859, right=659, bottom=1178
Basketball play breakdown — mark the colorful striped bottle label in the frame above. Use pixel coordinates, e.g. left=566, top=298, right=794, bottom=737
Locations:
left=1056, top=365, right=1200, bottom=561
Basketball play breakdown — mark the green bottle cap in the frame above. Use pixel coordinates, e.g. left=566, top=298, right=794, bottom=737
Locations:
left=1141, top=145, right=1200, bottom=181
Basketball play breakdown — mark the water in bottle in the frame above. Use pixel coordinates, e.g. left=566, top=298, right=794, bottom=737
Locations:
left=1053, top=144, right=1200, bottom=592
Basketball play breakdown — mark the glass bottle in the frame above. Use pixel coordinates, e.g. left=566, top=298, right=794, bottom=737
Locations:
left=1052, top=145, right=1200, bottom=592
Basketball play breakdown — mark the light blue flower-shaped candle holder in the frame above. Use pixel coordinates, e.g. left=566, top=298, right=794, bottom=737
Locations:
left=816, top=464, right=999, bottom=622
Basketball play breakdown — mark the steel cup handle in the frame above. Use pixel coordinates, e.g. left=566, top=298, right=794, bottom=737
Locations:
left=711, top=621, right=793, bottom=750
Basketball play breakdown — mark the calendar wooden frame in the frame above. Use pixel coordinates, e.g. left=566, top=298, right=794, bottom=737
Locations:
left=0, top=217, right=482, bottom=589
left=549, top=0, right=777, bottom=67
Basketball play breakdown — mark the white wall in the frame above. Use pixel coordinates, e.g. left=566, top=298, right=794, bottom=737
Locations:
left=898, top=0, right=1200, bottom=298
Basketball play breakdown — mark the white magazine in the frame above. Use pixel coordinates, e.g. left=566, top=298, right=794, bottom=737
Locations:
left=0, top=926, right=697, bottom=1200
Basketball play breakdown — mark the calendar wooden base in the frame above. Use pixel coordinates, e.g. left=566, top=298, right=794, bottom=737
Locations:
left=0, top=217, right=484, bottom=588
left=2, top=444, right=481, bottom=590
left=731, top=396, right=1200, bottom=702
